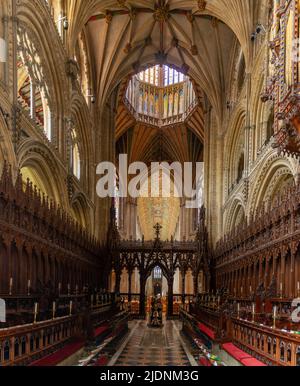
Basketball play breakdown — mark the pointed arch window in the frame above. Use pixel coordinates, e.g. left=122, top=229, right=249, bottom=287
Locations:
left=17, top=27, right=53, bottom=141
left=153, top=266, right=162, bottom=280
left=70, top=129, right=81, bottom=180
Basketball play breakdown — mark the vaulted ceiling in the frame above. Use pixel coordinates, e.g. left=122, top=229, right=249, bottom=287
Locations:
left=66, top=0, right=265, bottom=239
left=85, top=0, right=239, bottom=118
left=69, top=0, right=265, bottom=117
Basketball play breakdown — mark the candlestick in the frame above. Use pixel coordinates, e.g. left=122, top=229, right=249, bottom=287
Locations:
left=27, top=279, right=31, bottom=296
left=237, top=303, right=240, bottom=319
left=34, top=302, right=38, bottom=324
left=69, top=300, right=73, bottom=316
left=252, top=303, right=255, bottom=323
left=9, top=277, right=13, bottom=296
left=280, top=283, right=283, bottom=298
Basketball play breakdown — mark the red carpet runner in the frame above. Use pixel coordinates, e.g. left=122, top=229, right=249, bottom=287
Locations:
left=30, top=339, right=85, bottom=366
left=222, top=343, right=267, bottom=367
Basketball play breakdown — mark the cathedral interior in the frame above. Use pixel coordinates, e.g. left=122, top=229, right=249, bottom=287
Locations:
left=1, top=0, right=300, bottom=368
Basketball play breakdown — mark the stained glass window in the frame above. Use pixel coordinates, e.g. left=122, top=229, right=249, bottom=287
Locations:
left=153, top=266, right=162, bottom=279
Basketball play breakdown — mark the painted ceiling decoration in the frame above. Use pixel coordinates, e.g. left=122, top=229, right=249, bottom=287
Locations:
left=137, top=174, right=180, bottom=241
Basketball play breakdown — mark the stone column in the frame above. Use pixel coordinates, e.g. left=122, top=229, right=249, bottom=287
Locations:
left=244, top=73, right=252, bottom=175
left=167, top=276, right=174, bottom=318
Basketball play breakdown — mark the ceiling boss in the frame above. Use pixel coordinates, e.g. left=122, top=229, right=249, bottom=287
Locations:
left=197, top=0, right=207, bottom=12
left=153, top=1, right=170, bottom=22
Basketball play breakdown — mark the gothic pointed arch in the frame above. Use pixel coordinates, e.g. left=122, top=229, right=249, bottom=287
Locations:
left=70, top=192, right=92, bottom=231
left=224, top=108, right=246, bottom=194
left=17, top=140, right=67, bottom=205
left=225, top=199, right=246, bottom=233
left=248, top=155, right=296, bottom=215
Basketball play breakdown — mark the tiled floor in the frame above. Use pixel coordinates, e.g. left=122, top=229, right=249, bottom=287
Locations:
left=112, top=320, right=193, bottom=366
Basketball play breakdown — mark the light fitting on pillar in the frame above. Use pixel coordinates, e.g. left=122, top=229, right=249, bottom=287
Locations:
left=56, top=15, right=69, bottom=30
left=250, top=24, right=266, bottom=42
left=87, top=89, right=96, bottom=104
left=250, top=32, right=256, bottom=42
left=256, top=23, right=266, bottom=35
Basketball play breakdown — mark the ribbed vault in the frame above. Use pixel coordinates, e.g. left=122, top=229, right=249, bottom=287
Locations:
left=68, top=0, right=266, bottom=119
